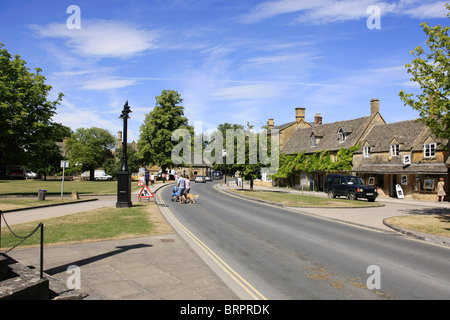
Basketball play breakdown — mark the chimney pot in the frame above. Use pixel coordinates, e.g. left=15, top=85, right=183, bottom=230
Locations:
left=314, top=113, right=322, bottom=125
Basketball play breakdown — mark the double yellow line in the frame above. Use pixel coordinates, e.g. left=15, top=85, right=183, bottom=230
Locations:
left=158, top=192, right=267, bottom=300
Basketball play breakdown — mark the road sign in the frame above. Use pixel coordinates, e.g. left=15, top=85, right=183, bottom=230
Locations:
left=395, top=184, right=404, bottom=199
left=60, top=160, right=69, bottom=168
left=138, top=185, right=154, bottom=201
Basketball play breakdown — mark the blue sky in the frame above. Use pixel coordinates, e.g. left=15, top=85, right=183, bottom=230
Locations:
left=0, top=0, right=448, bottom=142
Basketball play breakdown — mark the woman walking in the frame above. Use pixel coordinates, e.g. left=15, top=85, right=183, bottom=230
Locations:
left=437, top=177, right=446, bottom=202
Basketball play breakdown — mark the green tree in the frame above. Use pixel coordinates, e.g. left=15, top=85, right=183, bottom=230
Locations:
left=26, top=123, right=73, bottom=180
left=399, top=4, right=450, bottom=142
left=233, top=123, right=270, bottom=191
left=213, top=122, right=245, bottom=177
left=0, top=43, right=63, bottom=165
left=137, top=90, right=193, bottom=172
left=66, top=127, right=115, bottom=180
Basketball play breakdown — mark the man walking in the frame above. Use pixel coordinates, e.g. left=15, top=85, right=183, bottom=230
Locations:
left=177, top=174, right=186, bottom=203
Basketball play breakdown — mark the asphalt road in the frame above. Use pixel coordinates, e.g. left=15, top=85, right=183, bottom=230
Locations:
left=160, top=181, right=450, bottom=300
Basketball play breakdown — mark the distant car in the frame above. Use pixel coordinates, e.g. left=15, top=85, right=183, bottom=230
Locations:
left=25, top=170, right=38, bottom=179
left=205, top=176, right=213, bottom=182
left=195, top=175, right=206, bottom=183
left=324, top=174, right=378, bottom=202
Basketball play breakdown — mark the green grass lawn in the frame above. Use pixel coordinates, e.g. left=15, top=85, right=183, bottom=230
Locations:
left=0, top=198, right=85, bottom=211
left=0, top=202, right=172, bottom=249
left=0, top=179, right=141, bottom=196
left=230, top=189, right=383, bottom=207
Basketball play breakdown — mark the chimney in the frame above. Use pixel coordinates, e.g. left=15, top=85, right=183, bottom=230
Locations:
left=314, top=113, right=322, bottom=125
left=267, top=118, right=274, bottom=129
left=117, top=131, right=123, bottom=150
left=370, top=99, right=379, bottom=115
left=295, top=107, right=305, bottom=122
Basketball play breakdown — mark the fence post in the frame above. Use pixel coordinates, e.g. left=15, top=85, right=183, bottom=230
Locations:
left=40, top=223, right=44, bottom=279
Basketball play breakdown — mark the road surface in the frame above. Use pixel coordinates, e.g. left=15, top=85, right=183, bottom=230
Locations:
left=159, top=181, right=450, bottom=300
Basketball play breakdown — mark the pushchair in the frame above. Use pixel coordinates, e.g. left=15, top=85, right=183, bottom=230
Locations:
left=171, top=186, right=179, bottom=202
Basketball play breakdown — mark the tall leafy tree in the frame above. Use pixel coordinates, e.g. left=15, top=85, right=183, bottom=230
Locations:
left=66, top=127, right=115, bottom=180
left=26, top=123, right=73, bottom=180
left=213, top=122, right=245, bottom=177
left=0, top=43, right=63, bottom=165
left=399, top=5, right=450, bottom=142
left=137, top=90, right=193, bottom=172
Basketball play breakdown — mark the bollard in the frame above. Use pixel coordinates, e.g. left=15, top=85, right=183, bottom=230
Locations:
left=71, top=190, right=79, bottom=200
left=38, top=189, right=47, bottom=201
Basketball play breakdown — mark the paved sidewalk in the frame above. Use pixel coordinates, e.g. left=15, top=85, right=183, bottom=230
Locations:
left=1, top=182, right=239, bottom=300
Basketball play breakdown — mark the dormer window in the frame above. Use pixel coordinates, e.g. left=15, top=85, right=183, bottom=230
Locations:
left=311, top=134, right=317, bottom=146
left=424, top=143, right=436, bottom=158
left=363, top=146, right=371, bottom=158
left=390, top=144, right=400, bottom=156
left=338, top=128, right=346, bottom=142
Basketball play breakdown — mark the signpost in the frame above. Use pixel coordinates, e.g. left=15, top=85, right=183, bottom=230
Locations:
left=60, top=160, right=69, bottom=199
left=138, top=185, right=154, bottom=202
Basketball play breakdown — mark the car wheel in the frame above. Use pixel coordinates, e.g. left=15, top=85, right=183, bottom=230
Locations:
left=348, top=191, right=357, bottom=201
left=328, top=190, right=336, bottom=198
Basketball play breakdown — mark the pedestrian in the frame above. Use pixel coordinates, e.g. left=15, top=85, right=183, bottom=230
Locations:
left=437, top=177, right=446, bottom=202
left=145, top=171, right=149, bottom=187
left=162, top=172, right=166, bottom=183
left=185, top=175, right=191, bottom=195
left=177, top=173, right=186, bottom=203
left=150, top=173, right=155, bottom=187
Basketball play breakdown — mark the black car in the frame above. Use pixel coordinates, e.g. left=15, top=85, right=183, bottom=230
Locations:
left=324, top=174, right=378, bottom=202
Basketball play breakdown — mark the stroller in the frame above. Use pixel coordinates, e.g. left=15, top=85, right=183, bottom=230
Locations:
left=171, top=186, right=179, bottom=202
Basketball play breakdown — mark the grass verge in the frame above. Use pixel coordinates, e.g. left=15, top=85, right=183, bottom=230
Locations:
left=0, top=198, right=85, bottom=211
left=0, top=202, right=173, bottom=249
left=230, top=189, right=383, bottom=207
left=384, top=215, right=450, bottom=238
left=0, top=179, right=142, bottom=196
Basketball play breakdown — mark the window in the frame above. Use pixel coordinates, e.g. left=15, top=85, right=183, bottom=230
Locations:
left=363, top=146, right=371, bottom=158
left=311, top=134, right=316, bottom=146
left=338, top=129, right=346, bottom=142
left=390, top=144, right=399, bottom=156
left=424, top=143, right=436, bottom=158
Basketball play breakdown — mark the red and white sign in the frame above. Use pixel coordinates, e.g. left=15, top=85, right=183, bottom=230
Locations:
left=138, top=185, right=154, bottom=199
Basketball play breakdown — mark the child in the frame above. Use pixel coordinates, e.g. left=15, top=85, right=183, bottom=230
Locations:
left=171, top=186, right=178, bottom=202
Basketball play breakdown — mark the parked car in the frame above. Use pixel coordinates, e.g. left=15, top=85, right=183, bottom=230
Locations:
left=25, top=170, right=38, bottom=179
left=94, top=169, right=113, bottom=180
left=195, top=175, right=206, bottom=183
left=324, top=174, right=378, bottom=202
left=205, top=176, right=213, bottom=182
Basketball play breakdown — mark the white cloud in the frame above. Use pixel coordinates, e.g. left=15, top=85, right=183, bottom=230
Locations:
left=209, top=84, right=284, bottom=100
left=79, top=78, right=137, bottom=90
left=30, top=20, right=160, bottom=58
left=402, top=1, right=448, bottom=18
left=242, top=0, right=448, bottom=24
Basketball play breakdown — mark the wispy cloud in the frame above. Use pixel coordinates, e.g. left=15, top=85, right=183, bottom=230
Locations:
left=80, top=78, right=137, bottom=90
left=30, top=19, right=160, bottom=58
left=241, top=0, right=447, bottom=24
left=209, top=84, right=285, bottom=100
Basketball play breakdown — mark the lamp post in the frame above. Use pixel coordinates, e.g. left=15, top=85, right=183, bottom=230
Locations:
left=116, top=101, right=132, bottom=208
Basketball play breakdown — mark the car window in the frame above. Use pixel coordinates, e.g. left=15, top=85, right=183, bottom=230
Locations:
left=347, top=177, right=364, bottom=185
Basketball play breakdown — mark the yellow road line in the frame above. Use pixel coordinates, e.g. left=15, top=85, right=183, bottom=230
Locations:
left=158, top=192, right=267, bottom=300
